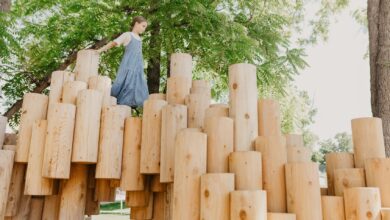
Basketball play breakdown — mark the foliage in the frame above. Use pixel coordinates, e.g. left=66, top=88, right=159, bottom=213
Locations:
left=0, top=0, right=351, bottom=130
left=312, top=132, right=353, bottom=171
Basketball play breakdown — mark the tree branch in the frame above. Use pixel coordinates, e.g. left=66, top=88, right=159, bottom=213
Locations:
left=2, top=37, right=112, bottom=120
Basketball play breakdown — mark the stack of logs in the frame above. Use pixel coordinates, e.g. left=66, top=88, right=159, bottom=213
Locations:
left=0, top=50, right=390, bottom=220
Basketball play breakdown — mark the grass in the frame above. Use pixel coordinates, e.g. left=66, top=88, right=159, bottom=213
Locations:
left=100, top=201, right=127, bottom=211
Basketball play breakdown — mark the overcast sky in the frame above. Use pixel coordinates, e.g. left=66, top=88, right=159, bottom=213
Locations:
left=294, top=0, right=370, bottom=140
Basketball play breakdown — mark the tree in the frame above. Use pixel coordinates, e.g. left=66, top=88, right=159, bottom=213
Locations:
left=368, top=0, right=390, bottom=156
left=0, top=0, right=349, bottom=128
left=312, top=132, right=353, bottom=171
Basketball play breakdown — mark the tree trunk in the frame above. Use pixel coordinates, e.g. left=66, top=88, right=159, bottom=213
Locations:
left=146, top=21, right=162, bottom=94
left=368, top=0, right=390, bottom=156
left=0, top=0, right=11, bottom=12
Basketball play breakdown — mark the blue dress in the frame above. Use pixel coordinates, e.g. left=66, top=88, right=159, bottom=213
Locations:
left=111, top=32, right=149, bottom=107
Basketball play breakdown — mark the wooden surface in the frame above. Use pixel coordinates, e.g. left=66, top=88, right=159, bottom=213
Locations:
left=344, top=187, right=381, bottom=220
left=72, top=89, right=103, bottom=163
left=229, top=151, right=262, bottom=190
left=204, top=117, right=233, bottom=173
left=96, top=105, right=131, bottom=179
left=285, top=162, right=322, bottom=220
left=255, top=135, right=287, bottom=212
left=351, top=117, right=386, bottom=168
left=172, top=130, right=207, bottom=220
left=25, top=120, right=54, bottom=195
left=160, top=104, right=187, bottom=182
left=120, top=117, right=145, bottom=191
left=200, top=173, right=234, bottom=220
left=140, top=99, right=167, bottom=174
left=228, top=63, right=258, bottom=151
left=42, top=103, right=76, bottom=179
left=16, top=93, right=48, bottom=162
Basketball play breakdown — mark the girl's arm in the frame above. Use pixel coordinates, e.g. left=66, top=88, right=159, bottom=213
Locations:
left=97, top=41, right=118, bottom=53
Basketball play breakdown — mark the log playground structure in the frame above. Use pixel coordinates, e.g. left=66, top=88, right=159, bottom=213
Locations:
left=0, top=50, right=389, bottom=220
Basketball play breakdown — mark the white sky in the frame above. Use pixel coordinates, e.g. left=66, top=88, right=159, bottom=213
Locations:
left=294, top=0, right=371, bottom=140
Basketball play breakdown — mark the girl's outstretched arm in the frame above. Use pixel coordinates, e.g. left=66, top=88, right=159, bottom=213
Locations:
left=97, top=41, right=117, bottom=53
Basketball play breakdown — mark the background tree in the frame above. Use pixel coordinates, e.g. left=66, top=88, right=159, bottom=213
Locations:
left=0, top=0, right=349, bottom=129
left=368, top=0, right=390, bottom=156
left=312, top=132, right=353, bottom=171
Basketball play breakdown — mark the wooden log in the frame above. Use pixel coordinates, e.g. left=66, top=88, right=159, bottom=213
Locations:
left=321, top=196, right=345, bottom=220
left=321, top=188, right=328, bottom=195
left=110, top=179, right=120, bottom=188
left=287, top=146, right=312, bottom=163
left=255, top=135, right=287, bottom=212
left=25, top=120, right=54, bottom=195
left=110, top=96, right=117, bottom=105
left=285, top=162, right=322, bottom=220
left=0, top=150, right=15, bottom=219
left=61, top=81, right=87, bottom=104
left=204, top=117, right=233, bottom=173
left=160, top=104, right=187, bottom=183
left=153, top=192, right=166, bottom=220
left=334, top=168, right=366, bottom=196
left=204, top=106, right=229, bottom=132
left=164, top=183, right=174, bottom=220
left=29, top=197, right=44, bottom=220
left=74, top=49, right=99, bottom=83
left=351, top=117, right=386, bottom=168
left=96, top=105, right=131, bottom=179
left=5, top=163, right=26, bottom=216
left=200, top=173, right=234, bottom=220
left=126, top=188, right=151, bottom=208
left=210, top=103, right=229, bottom=108
left=48, top=71, right=75, bottom=107
left=88, top=75, right=111, bottom=107
left=190, top=80, right=211, bottom=100
left=120, top=117, right=145, bottom=191
left=285, top=134, right=304, bottom=148
left=140, top=99, right=167, bottom=174
left=325, top=152, right=354, bottom=195
left=3, top=145, right=16, bottom=151
left=170, top=53, right=192, bottom=77
left=172, top=130, right=207, bottom=220
left=344, top=187, right=381, bottom=220
left=5, top=195, right=31, bottom=220
left=16, top=93, right=48, bottom=163
left=166, top=75, right=192, bottom=105
left=186, top=93, right=210, bottom=130
left=72, top=89, right=103, bottom=163
left=4, top=133, right=17, bottom=145
left=42, top=103, right=76, bottom=179
left=229, top=151, right=262, bottom=190
left=95, top=179, right=115, bottom=202
left=230, top=190, right=267, bottom=220
left=258, top=99, right=281, bottom=136
left=151, top=175, right=166, bottom=192
left=365, top=158, right=390, bottom=207
left=59, top=164, right=88, bottom=220
left=0, top=116, right=6, bottom=149
left=85, top=186, right=100, bottom=216
left=267, top=213, right=296, bottom=220
left=42, top=195, right=60, bottom=220
left=130, top=193, right=153, bottom=220
left=382, top=208, right=390, bottom=220
left=149, top=93, right=166, bottom=100
left=228, top=63, right=258, bottom=151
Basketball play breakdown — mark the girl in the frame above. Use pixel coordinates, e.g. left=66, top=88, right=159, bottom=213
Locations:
left=97, top=16, right=149, bottom=109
